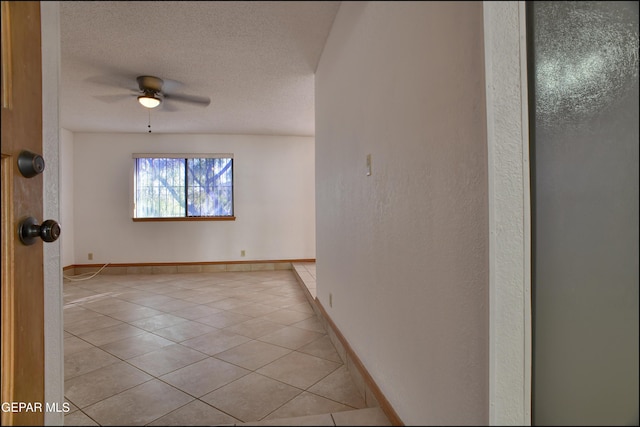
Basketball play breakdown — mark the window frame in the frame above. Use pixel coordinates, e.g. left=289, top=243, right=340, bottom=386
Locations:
left=131, top=153, right=235, bottom=222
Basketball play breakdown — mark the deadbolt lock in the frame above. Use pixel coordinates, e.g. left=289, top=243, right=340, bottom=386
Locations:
left=17, top=150, right=45, bottom=178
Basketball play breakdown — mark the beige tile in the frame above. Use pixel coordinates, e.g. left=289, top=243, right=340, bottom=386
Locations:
left=63, top=306, right=104, bottom=325
left=129, top=313, right=188, bottom=331
left=163, top=288, right=205, bottom=300
left=257, top=326, right=325, bottom=350
left=64, top=336, right=95, bottom=356
left=135, top=286, right=181, bottom=296
left=106, top=306, right=165, bottom=322
left=181, top=329, right=252, bottom=355
left=287, top=302, right=316, bottom=315
left=233, top=291, right=269, bottom=303
left=214, top=340, right=292, bottom=370
left=64, top=410, right=100, bottom=426
left=250, top=263, right=275, bottom=271
left=152, top=320, right=217, bottom=342
left=77, top=323, right=146, bottom=346
left=258, top=295, right=297, bottom=308
left=201, top=373, right=301, bottom=422
left=64, top=361, right=153, bottom=408
left=176, top=264, right=203, bottom=273
left=64, top=347, right=120, bottom=380
left=216, top=288, right=254, bottom=298
left=223, top=318, right=287, bottom=339
left=82, top=379, right=193, bottom=426
left=256, top=351, right=341, bottom=389
left=66, top=400, right=79, bottom=414
left=226, top=263, right=252, bottom=272
left=259, top=308, right=313, bottom=326
left=346, top=354, right=366, bottom=401
left=327, top=327, right=347, bottom=363
left=364, top=384, right=381, bottom=408
left=160, top=357, right=250, bottom=397
left=296, top=271, right=315, bottom=285
left=99, top=332, right=174, bottom=359
left=75, top=283, right=128, bottom=293
left=151, top=265, right=178, bottom=274
left=308, top=366, right=365, bottom=409
left=63, top=285, right=96, bottom=297
left=112, top=289, right=157, bottom=302
left=239, top=413, right=334, bottom=426
left=147, top=399, right=240, bottom=426
left=297, top=335, right=342, bottom=363
left=291, top=316, right=325, bottom=333
left=331, top=407, right=392, bottom=426
left=169, top=304, right=223, bottom=320
left=181, top=292, right=230, bottom=304
left=145, top=298, right=198, bottom=312
left=201, top=264, right=228, bottom=273
left=172, top=279, right=213, bottom=290
left=195, top=311, right=253, bottom=328
left=126, top=343, right=208, bottom=376
left=126, top=266, right=153, bottom=274
left=228, top=302, right=281, bottom=317
left=264, top=391, right=354, bottom=420
left=206, top=297, right=252, bottom=310
left=81, top=299, right=144, bottom=315
left=64, top=314, right=123, bottom=335
left=122, top=294, right=174, bottom=305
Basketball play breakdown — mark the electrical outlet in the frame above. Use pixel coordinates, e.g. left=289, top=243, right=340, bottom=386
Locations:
left=88, top=253, right=93, bottom=260
left=329, top=293, right=333, bottom=308
left=241, top=250, right=246, bottom=257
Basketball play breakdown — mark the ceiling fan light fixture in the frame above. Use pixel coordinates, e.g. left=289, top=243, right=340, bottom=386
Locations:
left=137, top=93, right=161, bottom=108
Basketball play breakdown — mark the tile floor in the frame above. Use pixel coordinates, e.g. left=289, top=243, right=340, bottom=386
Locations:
left=63, top=267, right=390, bottom=426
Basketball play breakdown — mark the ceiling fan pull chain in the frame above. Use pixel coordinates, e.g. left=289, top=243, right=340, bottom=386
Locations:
left=148, top=109, right=152, bottom=133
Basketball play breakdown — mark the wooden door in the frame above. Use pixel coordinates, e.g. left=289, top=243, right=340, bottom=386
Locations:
left=1, top=2, right=45, bottom=425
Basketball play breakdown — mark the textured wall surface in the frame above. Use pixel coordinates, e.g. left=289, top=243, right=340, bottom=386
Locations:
left=42, top=2, right=64, bottom=424
left=316, top=2, right=489, bottom=424
left=65, top=133, right=315, bottom=265
left=483, top=2, right=531, bottom=425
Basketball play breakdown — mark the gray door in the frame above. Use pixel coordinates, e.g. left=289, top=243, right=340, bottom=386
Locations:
left=529, top=1, right=639, bottom=425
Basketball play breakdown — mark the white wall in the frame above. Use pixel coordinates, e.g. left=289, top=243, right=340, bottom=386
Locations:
left=483, top=2, right=532, bottom=425
left=67, top=132, right=315, bottom=265
left=315, top=2, right=489, bottom=425
left=60, top=128, right=74, bottom=267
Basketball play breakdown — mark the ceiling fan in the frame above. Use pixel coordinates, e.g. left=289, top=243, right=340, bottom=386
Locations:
left=91, top=74, right=211, bottom=111
left=135, top=75, right=210, bottom=110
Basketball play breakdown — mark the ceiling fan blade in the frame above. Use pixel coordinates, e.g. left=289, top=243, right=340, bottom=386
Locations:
left=86, top=74, right=139, bottom=91
left=164, top=92, right=211, bottom=107
left=159, top=78, right=184, bottom=94
left=159, top=101, right=179, bottom=112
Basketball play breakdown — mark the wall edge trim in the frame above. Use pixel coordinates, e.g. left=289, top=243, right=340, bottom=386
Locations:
left=63, top=259, right=315, bottom=271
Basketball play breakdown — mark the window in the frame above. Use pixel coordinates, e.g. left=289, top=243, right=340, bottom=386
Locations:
left=133, top=154, right=234, bottom=220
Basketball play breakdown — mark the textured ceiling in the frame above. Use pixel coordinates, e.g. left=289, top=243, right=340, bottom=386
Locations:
left=59, top=1, right=340, bottom=135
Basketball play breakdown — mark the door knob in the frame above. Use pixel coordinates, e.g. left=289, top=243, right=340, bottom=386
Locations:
left=18, top=217, right=61, bottom=245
